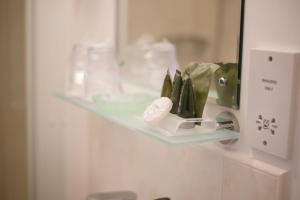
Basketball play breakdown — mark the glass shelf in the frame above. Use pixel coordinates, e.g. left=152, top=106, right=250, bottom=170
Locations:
left=57, top=94, right=239, bottom=145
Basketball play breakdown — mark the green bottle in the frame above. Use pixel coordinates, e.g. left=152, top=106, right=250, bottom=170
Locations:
left=161, top=70, right=173, bottom=98
left=178, top=77, right=196, bottom=118
left=170, top=70, right=183, bottom=114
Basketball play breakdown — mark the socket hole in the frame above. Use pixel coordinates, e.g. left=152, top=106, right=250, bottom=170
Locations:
left=268, top=56, right=273, bottom=62
left=263, top=140, right=268, bottom=146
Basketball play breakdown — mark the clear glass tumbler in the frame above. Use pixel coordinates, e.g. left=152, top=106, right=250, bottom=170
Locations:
left=67, top=43, right=89, bottom=97
left=86, top=44, right=122, bottom=101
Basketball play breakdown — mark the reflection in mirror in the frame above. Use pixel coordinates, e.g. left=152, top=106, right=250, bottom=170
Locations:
left=117, top=0, right=244, bottom=109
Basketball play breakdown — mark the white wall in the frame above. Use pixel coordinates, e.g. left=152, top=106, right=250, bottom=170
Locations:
left=30, top=0, right=74, bottom=199
left=242, top=0, right=300, bottom=199
left=28, top=0, right=116, bottom=200
left=28, top=0, right=300, bottom=200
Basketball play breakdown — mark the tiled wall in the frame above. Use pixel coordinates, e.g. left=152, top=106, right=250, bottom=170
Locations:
left=83, top=115, right=288, bottom=200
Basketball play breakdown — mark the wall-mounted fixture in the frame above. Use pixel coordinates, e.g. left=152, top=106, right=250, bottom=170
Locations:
left=247, top=49, right=300, bottom=159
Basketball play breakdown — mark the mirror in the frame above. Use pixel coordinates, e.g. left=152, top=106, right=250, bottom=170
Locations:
left=116, top=0, right=245, bottom=109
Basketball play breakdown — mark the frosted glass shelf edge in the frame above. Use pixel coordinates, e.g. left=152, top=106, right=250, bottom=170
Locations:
left=57, top=94, right=239, bottom=145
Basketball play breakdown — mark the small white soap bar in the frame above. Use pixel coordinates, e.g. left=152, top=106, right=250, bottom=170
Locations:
left=143, top=97, right=173, bottom=124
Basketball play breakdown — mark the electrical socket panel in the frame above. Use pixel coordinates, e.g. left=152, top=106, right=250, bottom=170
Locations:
left=247, top=49, right=299, bottom=159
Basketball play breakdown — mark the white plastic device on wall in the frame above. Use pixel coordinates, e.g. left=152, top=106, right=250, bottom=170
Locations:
left=247, top=49, right=300, bottom=159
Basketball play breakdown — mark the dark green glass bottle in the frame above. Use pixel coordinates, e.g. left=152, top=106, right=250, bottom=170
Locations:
left=161, top=70, right=173, bottom=98
left=170, top=70, right=183, bottom=114
left=178, top=77, right=196, bottom=118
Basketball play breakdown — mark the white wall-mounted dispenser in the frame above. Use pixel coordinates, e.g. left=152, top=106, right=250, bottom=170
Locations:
left=247, top=49, right=299, bottom=159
